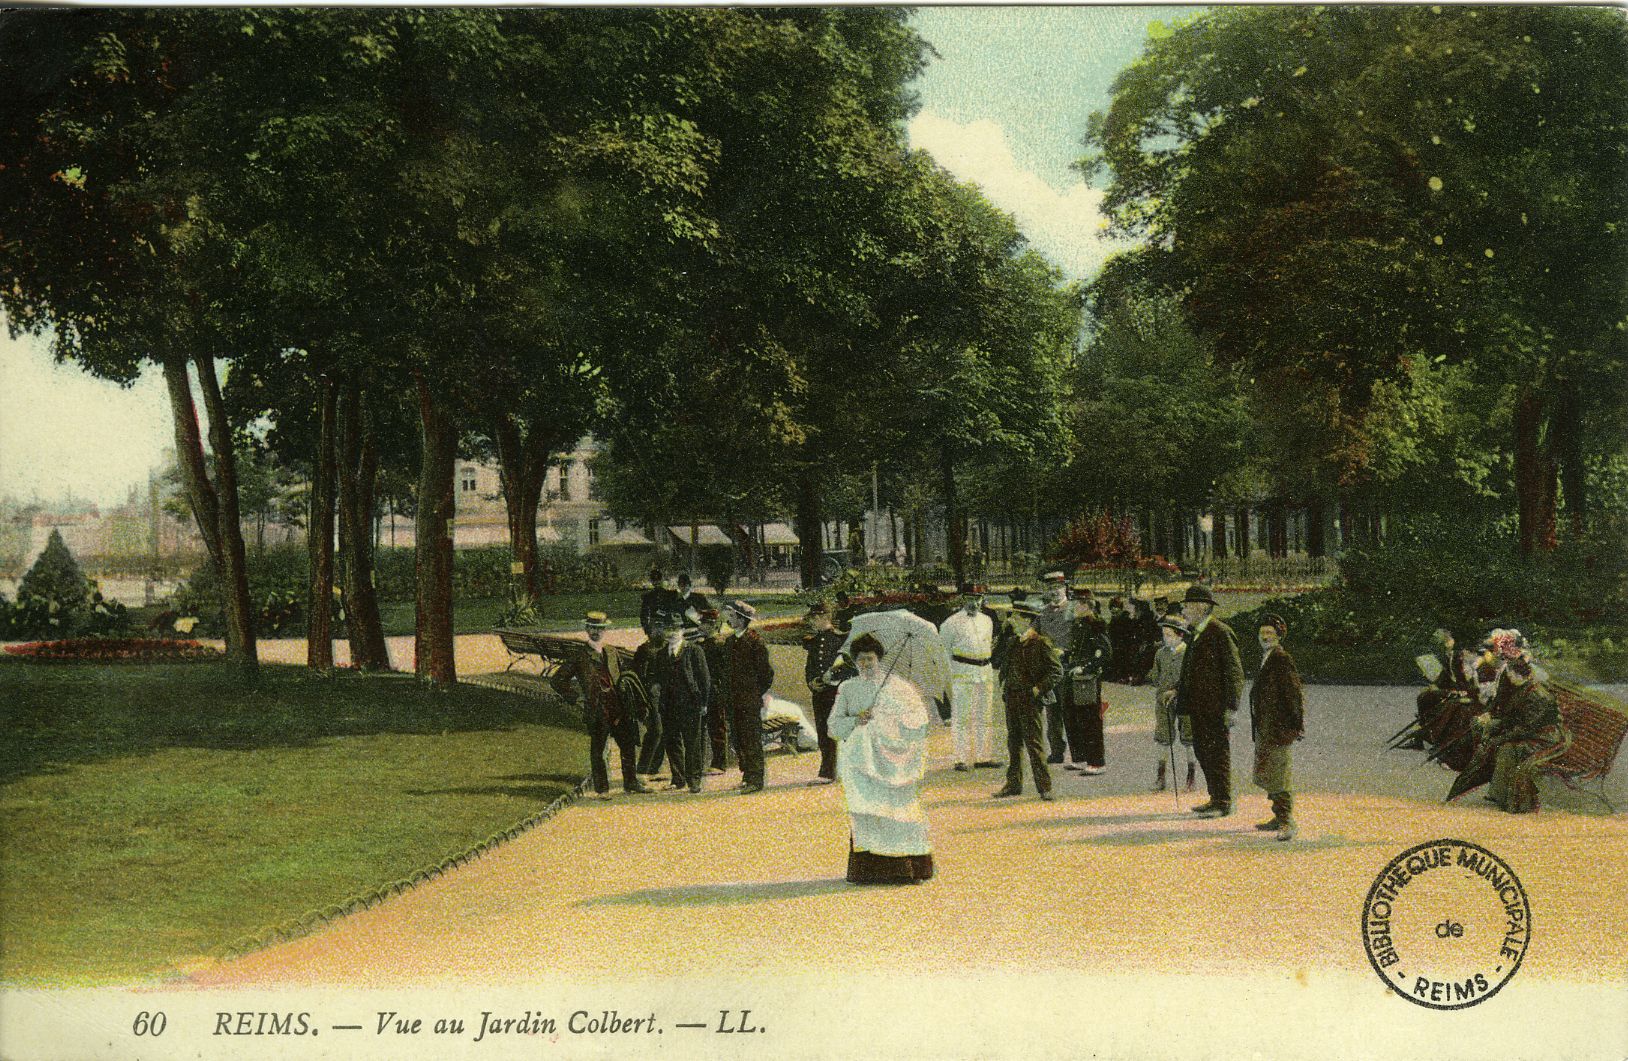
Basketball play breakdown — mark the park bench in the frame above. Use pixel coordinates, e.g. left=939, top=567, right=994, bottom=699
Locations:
left=494, top=628, right=625, bottom=677
left=1544, top=683, right=1628, bottom=811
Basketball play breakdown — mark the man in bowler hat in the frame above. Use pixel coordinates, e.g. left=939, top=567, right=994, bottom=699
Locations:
left=1175, top=584, right=1245, bottom=818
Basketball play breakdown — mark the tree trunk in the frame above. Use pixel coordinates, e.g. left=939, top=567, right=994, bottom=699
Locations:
left=414, top=376, right=458, bottom=686
left=338, top=379, right=389, bottom=670
left=1234, top=504, right=1251, bottom=563
left=160, top=354, right=223, bottom=562
left=191, top=351, right=258, bottom=679
left=307, top=378, right=337, bottom=671
left=1211, top=509, right=1228, bottom=559
left=493, top=414, right=552, bottom=605
left=941, top=449, right=965, bottom=587
left=1306, top=498, right=1327, bottom=558
left=795, top=468, right=824, bottom=589
left=1552, top=381, right=1585, bottom=539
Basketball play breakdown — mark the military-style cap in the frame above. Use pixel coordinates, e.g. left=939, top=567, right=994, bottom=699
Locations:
left=1042, top=571, right=1067, bottom=584
left=584, top=610, right=610, bottom=628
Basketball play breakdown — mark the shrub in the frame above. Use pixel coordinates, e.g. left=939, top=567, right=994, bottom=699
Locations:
left=373, top=545, right=625, bottom=599
left=19, top=530, right=91, bottom=616
left=1047, top=513, right=1142, bottom=568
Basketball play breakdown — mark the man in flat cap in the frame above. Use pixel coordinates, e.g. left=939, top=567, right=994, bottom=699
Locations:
left=1250, top=613, right=1304, bottom=839
left=551, top=610, right=649, bottom=798
left=724, top=600, right=775, bottom=793
left=993, top=597, right=1062, bottom=801
left=1176, top=584, right=1245, bottom=818
left=803, top=601, right=851, bottom=784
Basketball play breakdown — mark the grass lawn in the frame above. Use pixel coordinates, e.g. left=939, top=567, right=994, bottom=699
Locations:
left=0, top=660, right=589, bottom=985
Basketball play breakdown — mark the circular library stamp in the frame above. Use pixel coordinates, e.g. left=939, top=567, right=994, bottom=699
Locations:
left=1361, top=838, right=1530, bottom=1009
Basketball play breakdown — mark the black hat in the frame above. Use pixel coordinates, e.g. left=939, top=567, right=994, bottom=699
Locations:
left=1260, top=613, right=1287, bottom=639
left=1182, top=583, right=1217, bottom=606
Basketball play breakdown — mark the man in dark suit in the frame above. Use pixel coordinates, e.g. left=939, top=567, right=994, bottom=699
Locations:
left=723, top=600, right=775, bottom=793
left=1250, top=613, right=1305, bottom=840
left=649, top=611, right=711, bottom=792
left=676, top=571, right=711, bottom=617
left=1176, top=583, right=1245, bottom=818
left=993, top=598, right=1063, bottom=802
left=639, top=567, right=680, bottom=637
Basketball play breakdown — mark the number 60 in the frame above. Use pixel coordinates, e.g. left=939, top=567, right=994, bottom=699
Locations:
left=132, top=1011, right=167, bottom=1036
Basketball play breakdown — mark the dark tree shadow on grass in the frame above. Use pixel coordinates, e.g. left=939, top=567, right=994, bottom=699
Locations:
left=578, top=878, right=853, bottom=907
left=0, top=660, right=588, bottom=786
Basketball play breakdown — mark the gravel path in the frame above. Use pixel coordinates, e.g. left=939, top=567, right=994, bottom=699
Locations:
left=189, top=675, right=1627, bottom=989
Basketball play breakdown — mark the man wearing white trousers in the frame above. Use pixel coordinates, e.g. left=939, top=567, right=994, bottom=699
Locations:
left=940, top=584, right=998, bottom=772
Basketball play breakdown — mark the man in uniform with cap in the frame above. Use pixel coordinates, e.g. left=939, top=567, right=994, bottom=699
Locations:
left=1250, top=613, right=1304, bottom=839
left=803, top=601, right=850, bottom=784
left=1062, top=580, right=1112, bottom=775
left=1176, top=584, right=1245, bottom=817
left=724, top=600, right=775, bottom=793
left=649, top=610, right=711, bottom=792
left=550, top=610, right=649, bottom=798
left=940, top=585, right=999, bottom=771
left=993, top=597, right=1062, bottom=801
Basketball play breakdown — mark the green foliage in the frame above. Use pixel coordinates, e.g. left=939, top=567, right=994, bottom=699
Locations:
left=1230, top=515, right=1628, bottom=678
left=371, top=546, right=625, bottom=601
left=19, top=530, right=90, bottom=615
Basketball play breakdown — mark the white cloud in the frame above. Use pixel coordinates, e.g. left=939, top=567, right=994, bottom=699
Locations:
left=908, top=110, right=1130, bottom=281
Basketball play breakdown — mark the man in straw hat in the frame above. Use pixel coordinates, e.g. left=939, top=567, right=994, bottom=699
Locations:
left=724, top=599, right=775, bottom=794
left=550, top=610, right=649, bottom=799
left=1250, top=613, right=1304, bottom=839
left=992, top=596, right=1063, bottom=802
left=1176, top=583, right=1244, bottom=818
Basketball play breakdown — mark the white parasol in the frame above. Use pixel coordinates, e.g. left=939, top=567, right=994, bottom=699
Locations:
left=839, top=608, right=952, bottom=703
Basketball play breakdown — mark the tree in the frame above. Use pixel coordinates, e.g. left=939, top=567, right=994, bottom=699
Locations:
left=1, top=11, right=263, bottom=676
left=1082, top=6, right=1628, bottom=555
left=19, top=529, right=90, bottom=613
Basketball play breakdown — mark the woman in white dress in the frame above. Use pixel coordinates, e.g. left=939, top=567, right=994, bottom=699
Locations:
left=829, top=633, right=934, bottom=884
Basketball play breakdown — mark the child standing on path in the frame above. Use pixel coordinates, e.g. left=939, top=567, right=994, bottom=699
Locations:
left=1148, top=616, right=1195, bottom=792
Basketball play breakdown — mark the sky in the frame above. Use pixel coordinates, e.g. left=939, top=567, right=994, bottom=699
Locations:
left=0, top=6, right=1192, bottom=510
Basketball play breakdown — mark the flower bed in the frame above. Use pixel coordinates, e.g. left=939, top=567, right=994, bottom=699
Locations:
left=3, top=638, right=223, bottom=664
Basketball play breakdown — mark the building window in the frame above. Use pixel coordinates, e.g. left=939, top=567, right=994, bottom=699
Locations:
left=460, top=468, right=478, bottom=493
left=588, top=518, right=601, bottom=547
left=555, top=460, right=572, bottom=500
left=586, top=464, right=600, bottom=501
